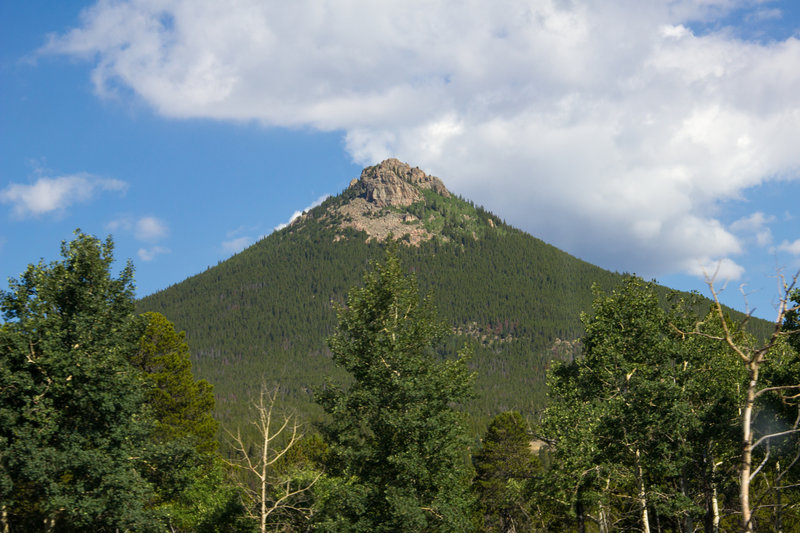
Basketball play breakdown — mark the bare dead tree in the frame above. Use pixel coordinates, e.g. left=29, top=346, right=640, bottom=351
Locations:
left=698, top=269, right=800, bottom=533
left=223, top=385, right=320, bottom=533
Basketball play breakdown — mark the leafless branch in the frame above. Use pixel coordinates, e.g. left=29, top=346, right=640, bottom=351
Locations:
left=749, top=441, right=770, bottom=482
left=752, top=429, right=800, bottom=451
left=223, top=383, right=319, bottom=533
left=755, top=384, right=800, bottom=399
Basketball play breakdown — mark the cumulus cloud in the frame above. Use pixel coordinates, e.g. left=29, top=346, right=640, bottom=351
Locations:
left=686, top=257, right=746, bottom=282
left=107, top=215, right=169, bottom=241
left=274, top=195, right=330, bottom=232
left=135, top=216, right=168, bottom=241
left=777, top=239, right=800, bottom=256
left=107, top=215, right=170, bottom=261
left=730, top=212, right=775, bottom=247
left=1, top=174, right=127, bottom=217
left=138, top=246, right=170, bottom=262
left=45, top=0, right=800, bottom=277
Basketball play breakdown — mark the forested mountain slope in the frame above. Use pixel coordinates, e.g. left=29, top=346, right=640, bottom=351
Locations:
left=138, top=159, right=766, bottom=430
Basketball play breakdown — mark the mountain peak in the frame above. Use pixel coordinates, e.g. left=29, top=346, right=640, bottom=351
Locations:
left=348, top=158, right=450, bottom=208
left=290, top=159, right=476, bottom=246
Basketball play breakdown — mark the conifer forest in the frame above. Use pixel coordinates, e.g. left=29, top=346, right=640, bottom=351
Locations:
left=2, top=217, right=798, bottom=531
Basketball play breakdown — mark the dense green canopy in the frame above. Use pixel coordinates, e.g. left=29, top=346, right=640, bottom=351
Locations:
left=0, top=232, right=159, bottom=531
left=314, top=250, right=476, bottom=532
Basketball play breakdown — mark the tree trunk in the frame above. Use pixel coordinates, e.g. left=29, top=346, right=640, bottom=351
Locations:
left=775, top=460, right=782, bottom=533
left=576, top=498, right=586, bottom=533
left=741, top=364, right=758, bottom=533
left=681, top=473, right=693, bottom=533
left=261, top=409, right=269, bottom=533
left=635, top=448, right=651, bottom=533
left=711, top=458, right=720, bottom=533
left=599, top=477, right=611, bottom=533
left=703, top=448, right=719, bottom=533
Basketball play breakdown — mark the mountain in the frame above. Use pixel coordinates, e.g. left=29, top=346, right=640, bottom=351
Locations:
left=137, top=159, right=765, bottom=432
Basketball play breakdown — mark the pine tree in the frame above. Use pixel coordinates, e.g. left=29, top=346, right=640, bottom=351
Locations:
left=133, top=311, right=232, bottom=531
left=315, top=248, right=476, bottom=532
left=473, top=411, right=539, bottom=532
left=134, top=311, right=218, bottom=455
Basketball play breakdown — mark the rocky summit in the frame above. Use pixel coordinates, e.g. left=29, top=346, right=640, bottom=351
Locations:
left=310, top=158, right=454, bottom=245
left=351, top=158, right=450, bottom=207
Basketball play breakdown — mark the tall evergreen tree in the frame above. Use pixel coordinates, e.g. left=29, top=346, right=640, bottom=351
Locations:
left=134, top=311, right=218, bottom=455
left=0, top=232, right=159, bottom=532
left=473, top=411, right=539, bottom=533
left=315, top=248, right=476, bottom=532
left=133, top=312, right=234, bottom=532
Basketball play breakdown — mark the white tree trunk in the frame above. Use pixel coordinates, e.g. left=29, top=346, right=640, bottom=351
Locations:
left=599, top=477, right=611, bottom=533
left=712, top=459, right=720, bottom=533
left=740, top=365, right=758, bottom=533
left=635, top=448, right=651, bottom=533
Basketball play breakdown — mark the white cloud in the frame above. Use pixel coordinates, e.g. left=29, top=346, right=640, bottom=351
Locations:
left=686, top=257, right=746, bottom=282
left=45, top=1, right=800, bottom=277
left=1, top=174, right=127, bottom=217
left=730, top=212, right=774, bottom=247
left=107, top=215, right=169, bottom=242
left=777, top=239, right=800, bottom=256
left=274, top=194, right=330, bottom=232
left=105, top=217, right=133, bottom=233
left=137, top=246, right=170, bottom=261
left=135, top=216, right=168, bottom=241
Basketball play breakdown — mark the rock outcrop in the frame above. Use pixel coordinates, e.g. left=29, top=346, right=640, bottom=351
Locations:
left=322, top=159, right=455, bottom=245
left=350, top=158, right=449, bottom=207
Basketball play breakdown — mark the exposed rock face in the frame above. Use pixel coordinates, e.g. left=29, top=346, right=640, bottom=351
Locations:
left=337, top=198, right=435, bottom=245
left=323, top=159, right=454, bottom=246
left=351, top=158, right=450, bottom=207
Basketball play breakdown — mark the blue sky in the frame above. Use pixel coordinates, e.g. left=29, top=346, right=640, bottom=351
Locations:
left=2, top=0, right=799, bottom=321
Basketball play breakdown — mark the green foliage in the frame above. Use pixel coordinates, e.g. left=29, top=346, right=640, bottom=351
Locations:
left=473, top=411, right=540, bottom=532
left=314, top=250, right=476, bottom=532
left=132, top=311, right=234, bottom=530
left=534, top=277, right=800, bottom=531
left=0, top=231, right=160, bottom=531
left=0, top=232, right=251, bottom=533
left=137, top=191, right=632, bottom=435
left=137, top=185, right=770, bottom=441
left=156, top=458, right=253, bottom=533
left=538, top=278, right=748, bottom=531
left=135, top=311, right=219, bottom=455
